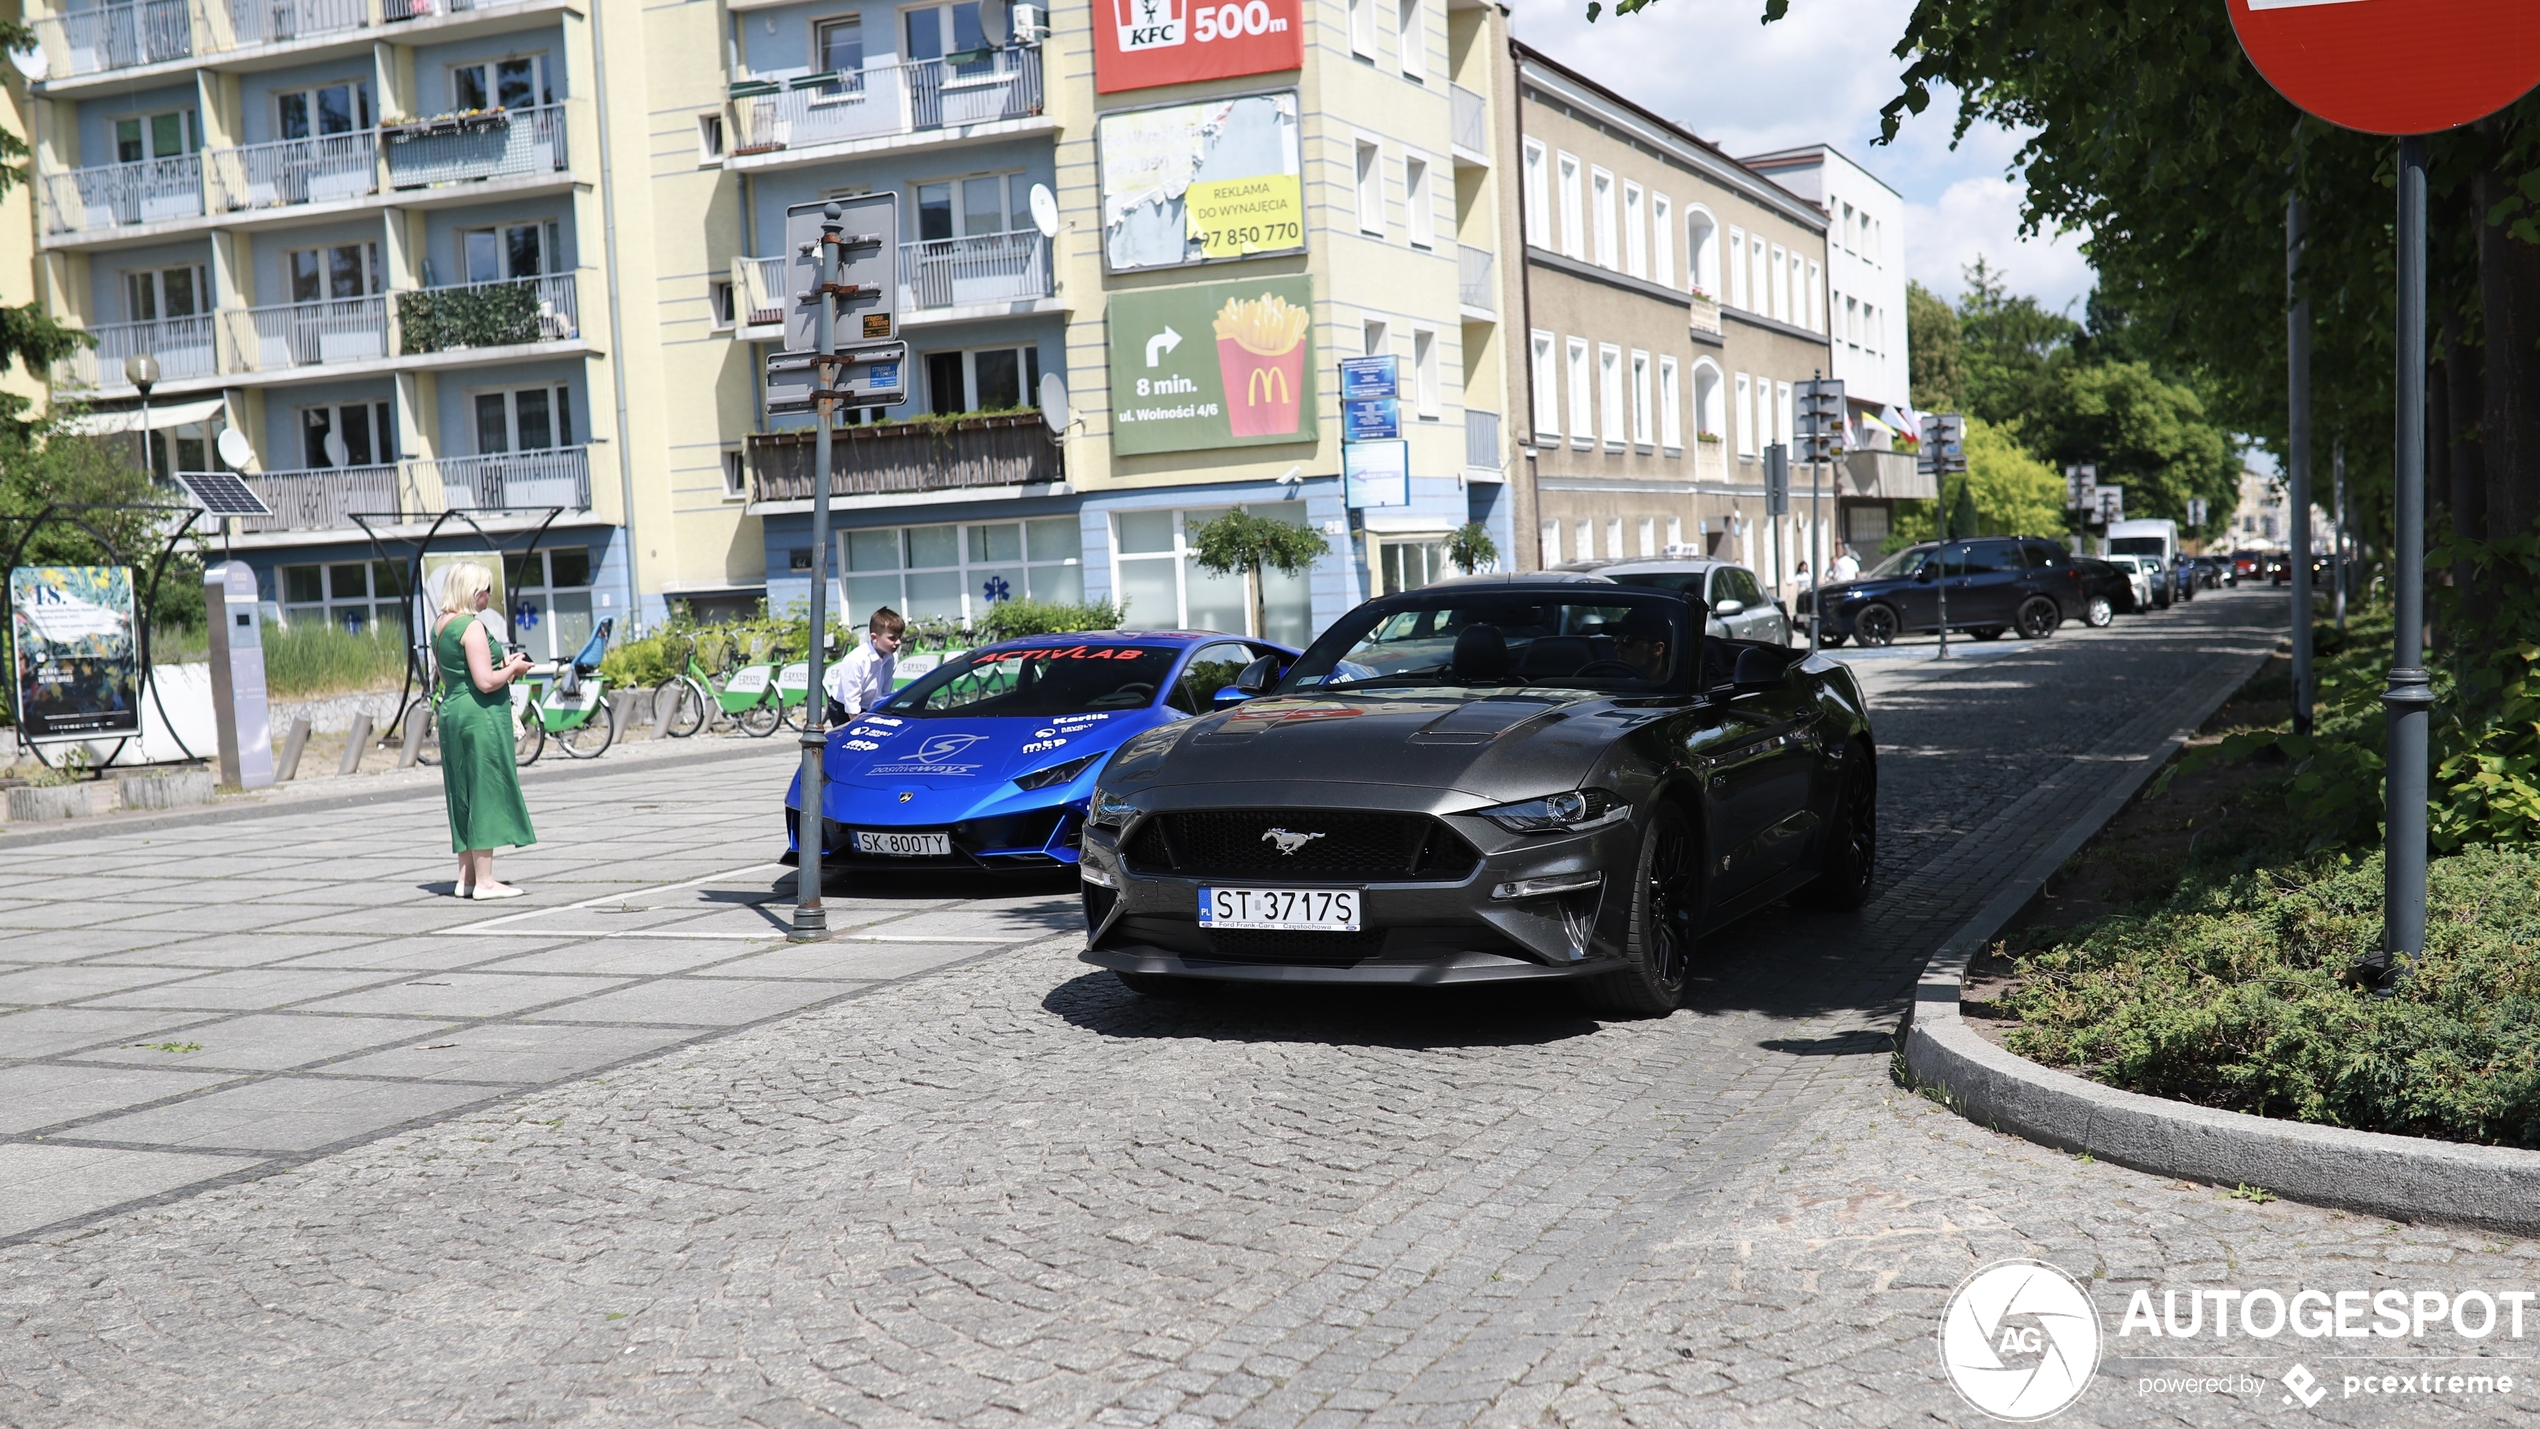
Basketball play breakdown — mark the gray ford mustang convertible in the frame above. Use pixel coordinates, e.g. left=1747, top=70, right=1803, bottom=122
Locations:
left=1076, top=580, right=1877, bottom=1016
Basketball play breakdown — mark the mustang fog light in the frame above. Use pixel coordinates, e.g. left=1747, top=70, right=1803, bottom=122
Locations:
left=1479, top=788, right=1627, bottom=834
left=1080, top=861, right=1119, bottom=889
left=1491, top=873, right=1604, bottom=900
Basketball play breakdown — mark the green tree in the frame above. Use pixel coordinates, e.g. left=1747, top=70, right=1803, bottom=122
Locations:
left=1186, top=509, right=1329, bottom=637
left=1955, top=257, right=2080, bottom=432
left=1443, top=522, right=1498, bottom=575
left=1895, top=417, right=2064, bottom=541
left=2040, top=361, right=2236, bottom=535
left=1906, top=280, right=1965, bottom=412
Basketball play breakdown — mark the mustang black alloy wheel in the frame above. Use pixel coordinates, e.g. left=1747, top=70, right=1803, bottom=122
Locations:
left=1799, top=747, right=1877, bottom=912
left=1589, top=802, right=1699, bottom=1017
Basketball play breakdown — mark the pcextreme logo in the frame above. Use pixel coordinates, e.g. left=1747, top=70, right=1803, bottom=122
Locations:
left=1938, top=1260, right=2102, bottom=1422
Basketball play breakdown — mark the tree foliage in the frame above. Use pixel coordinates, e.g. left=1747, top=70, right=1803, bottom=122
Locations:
left=1186, top=509, right=1329, bottom=636
left=1905, top=280, right=1964, bottom=411
left=1443, top=521, right=1498, bottom=575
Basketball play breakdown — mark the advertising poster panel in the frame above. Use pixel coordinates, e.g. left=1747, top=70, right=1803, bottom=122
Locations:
left=1095, top=0, right=1302, bottom=93
left=10, top=566, right=141, bottom=740
left=414, top=552, right=512, bottom=670
left=1100, top=92, right=1303, bottom=273
left=1343, top=440, right=1410, bottom=508
left=1109, top=275, right=1317, bottom=455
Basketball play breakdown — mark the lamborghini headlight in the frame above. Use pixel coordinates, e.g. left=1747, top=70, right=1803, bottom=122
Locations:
left=1015, top=751, right=1104, bottom=791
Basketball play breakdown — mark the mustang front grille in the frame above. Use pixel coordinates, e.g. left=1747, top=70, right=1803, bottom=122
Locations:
left=1123, top=809, right=1479, bottom=882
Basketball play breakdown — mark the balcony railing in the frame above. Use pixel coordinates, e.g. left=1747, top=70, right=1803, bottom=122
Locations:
left=225, top=0, right=369, bottom=45
left=734, top=255, right=786, bottom=332
left=729, top=49, right=1043, bottom=156
left=234, top=463, right=401, bottom=533
left=748, top=413, right=1058, bottom=502
left=1458, top=245, right=1495, bottom=313
left=1694, top=440, right=1729, bottom=487
left=903, top=230, right=1050, bottom=310
left=414, top=446, right=591, bottom=512
left=1450, top=84, right=1487, bottom=159
left=1689, top=292, right=1721, bottom=336
left=397, top=274, right=578, bottom=353
left=221, top=295, right=389, bottom=372
left=384, top=105, right=568, bottom=188
left=206, top=128, right=378, bottom=211
left=51, top=315, right=218, bottom=391
left=40, top=153, right=204, bottom=234
left=30, top=0, right=192, bottom=79
left=1465, top=411, right=1500, bottom=472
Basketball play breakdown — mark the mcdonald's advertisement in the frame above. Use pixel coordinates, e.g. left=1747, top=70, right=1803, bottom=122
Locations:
left=9, top=565, right=141, bottom=741
left=1107, top=276, right=1318, bottom=455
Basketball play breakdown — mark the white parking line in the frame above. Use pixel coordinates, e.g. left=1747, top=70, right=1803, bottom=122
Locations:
left=450, top=862, right=789, bottom=931
left=435, top=929, right=1020, bottom=942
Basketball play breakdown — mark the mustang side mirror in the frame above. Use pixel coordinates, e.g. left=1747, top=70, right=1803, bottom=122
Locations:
left=1732, top=646, right=1785, bottom=689
left=1711, top=598, right=1745, bottom=617
left=1232, top=655, right=1280, bottom=695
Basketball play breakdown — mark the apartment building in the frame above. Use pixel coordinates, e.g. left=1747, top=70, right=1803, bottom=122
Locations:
left=1741, top=141, right=1925, bottom=553
left=1499, top=42, right=1832, bottom=590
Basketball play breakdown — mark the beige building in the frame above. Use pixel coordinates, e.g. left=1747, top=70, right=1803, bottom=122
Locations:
left=1496, top=42, right=1834, bottom=589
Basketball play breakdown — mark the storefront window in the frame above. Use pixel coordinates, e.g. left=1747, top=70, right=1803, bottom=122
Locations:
left=837, top=516, right=1082, bottom=628
left=1109, top=503, right=1313, bottom=644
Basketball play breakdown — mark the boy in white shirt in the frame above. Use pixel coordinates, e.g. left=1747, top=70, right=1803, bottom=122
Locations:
left=823, top=606, right=904, bottom=726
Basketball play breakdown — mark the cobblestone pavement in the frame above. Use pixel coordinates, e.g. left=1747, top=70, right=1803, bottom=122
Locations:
left=6, top=590, right=2531, bottom=1428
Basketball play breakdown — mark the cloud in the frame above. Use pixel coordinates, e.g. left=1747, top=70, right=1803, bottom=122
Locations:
left=1502, top=0, right=2097, bottom=311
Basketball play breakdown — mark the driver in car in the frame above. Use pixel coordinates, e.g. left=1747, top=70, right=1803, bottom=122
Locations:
left=1613, top=607, right=1673, bottom=681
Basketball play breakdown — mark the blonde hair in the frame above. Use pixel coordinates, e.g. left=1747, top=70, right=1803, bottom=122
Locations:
left=438, top=561, right=494, bottom=615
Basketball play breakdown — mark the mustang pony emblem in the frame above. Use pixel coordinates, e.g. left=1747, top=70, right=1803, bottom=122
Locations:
left=1261, top=828, right=1324, bottom=856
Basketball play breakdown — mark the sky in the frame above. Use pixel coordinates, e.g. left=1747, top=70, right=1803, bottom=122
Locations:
left=1503, top=0, right=2100, bottom=319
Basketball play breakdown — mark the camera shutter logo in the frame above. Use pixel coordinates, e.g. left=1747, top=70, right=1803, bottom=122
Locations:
left=1937, top=1259, right=2101, bottom=1421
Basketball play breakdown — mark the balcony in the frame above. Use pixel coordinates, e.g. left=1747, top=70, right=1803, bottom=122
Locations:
left=219, top=445, right=593, bottom=534
left=383, top=105, right=567, bottom=190
left=732, top=231, right=1051, bottom=340
left=28, top=0, right=192, bottom=80
left=235, top=464, right=401, bottom=533
left=41, top=154, right=205, bottom=234
left=29, top=0, right=568, bottom=87
left=727, top=49, right=1044, bottom=167
left=50, top=315, right=218, bottom=393
left=206, top=129, right=378, bottom=211
left=225, top=0, right=370, bottom=46
left=1694, top=439, right=1729, bottom=487
left=1457, top=245, right=1495, bottom=319
left=748, top=413, right=1059, bottom=503
left=397, top=274, right=578, bottom=353
left=413, top=446, right=591, bottom=512
left=1450, top=84, right=1488, bottom=164
left=1690, top=292, right=1721, bottom=336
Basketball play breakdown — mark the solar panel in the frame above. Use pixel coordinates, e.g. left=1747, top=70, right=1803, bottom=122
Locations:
left=175, top=471, right=272, bottom=517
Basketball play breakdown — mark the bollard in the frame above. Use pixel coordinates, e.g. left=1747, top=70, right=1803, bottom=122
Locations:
left=651, top=686, right=680, bottom=740
left=397, top=702, right=429, bottom=770
left=337, top=711, right=374, bottom=777
left=276, top=717, right=313, bottom=781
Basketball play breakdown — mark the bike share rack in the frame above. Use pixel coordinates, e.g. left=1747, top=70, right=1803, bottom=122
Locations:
left=349, top=505, right=567, bottom=742
left=0, top=502, right=207, bottom=771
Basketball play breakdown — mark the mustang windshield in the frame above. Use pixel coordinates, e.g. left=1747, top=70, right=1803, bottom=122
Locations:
left=879, top=644, right=1180, bottom=718
left=1285, top=593, right=1696, bottom=692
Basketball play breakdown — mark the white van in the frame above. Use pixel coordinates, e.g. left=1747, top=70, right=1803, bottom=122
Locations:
left=2101, top=519, right=2182, bottom=607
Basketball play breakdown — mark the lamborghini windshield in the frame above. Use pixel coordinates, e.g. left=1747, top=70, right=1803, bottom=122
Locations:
left=1283, top=592, right=1695, bottom=692
left=879, top=644, right=1180, bottom=718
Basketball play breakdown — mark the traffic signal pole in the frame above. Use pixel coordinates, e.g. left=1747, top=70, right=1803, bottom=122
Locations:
left=792, top=202, right=842, bottom=944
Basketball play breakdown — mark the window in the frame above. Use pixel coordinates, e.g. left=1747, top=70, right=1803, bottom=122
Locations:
left=1637, top=517, right=1655, bottom=558
left=1658, top=355, right=1681, bottom=449
left=1650, top=194, right=1672, bottom=287
left=904, top=3, right=994, bottom=77
left=1692, top=362, right=1722, bottom=444
left=504, top=547, right=597, bottom=663
left=1539, top=519, right=1560, bottom=566
left=1599, top=344, right=1623, bottom=449
left=300, top=401, right=395, bottom=468
left=1574, top=520, right=1592, bottom=560
left=1349, top=0, right=1375, bottom=55
left=473, top=385, right=573, bottom=453
left=925, top=344, right=1041, bottom=413
left=1727, top=229, right=1747, bottom=307
left=1590, top=168, right=1615, bottom=269
left=1623, top=181, right=1645, bottom=278
left=114, top=108, right=198, bottom=163
left=280, top=560, right=409, bottom=635
left=1629, top=350, right=1652, bottom=448
left=1666, top=515, right=1682, bottom=550
left=1112, top=503, right=1311, bottom=642
left=1735, top=372, right=1755, bottom=457
left=274, top=81, right=367, bottom=139
left=1808, top=260, right=1823, bottom=332
left=125, top=264, right=204, bottom=323
left=1685, top=208, right=1716, bottom=296
left=1379, top=537, right=1447, bottom=595
left=816, top=14, right=863, bottom=73
left=1606, top=518, right=1624, bottom=561
left=1411, top=328, right=1439, bottom=418
left=1872, top=218, right=1883, bottom=265
left=709, top=279, right=736, bottom=329
left=451, top=55, right=550, bottom=111
left=1566, top=337, right=1592, bottom=448
left=722, top=450, right=747, bottom=497
left=1776, top=381, right=1794, bottom=450
left=286, top=242, right=379, bottom=304
left=697, top=113, right=724, bottom=162
left=1840, top=202, right=1855, bottom=252
left=915, top=172, right=1032, bottom=240
left=458, top=222, right=554, bottom=283
left=1355, top=140, right=1383, bottom=234
left=1530, top=331, right=1558, bottom=440
left=1403, top=155, right=1433, bottom=248
left=845, top=517, right=1084, bottom=626
left=1521, top=141, right=1549, bottom=247
left=1770, top=243, right=1789, bottom=322
left=1396, top=0, right=1422, bottom=76
left=1557, top=153, right=1582, bottom=259
left=1793, top=253, right=1809, bottom=328
left=1362, top=319, right=1389, bottom=358
left=1752, top=241, right=1770, bottom=318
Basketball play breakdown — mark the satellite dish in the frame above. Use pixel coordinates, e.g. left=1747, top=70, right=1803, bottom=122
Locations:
left=322, top=429, right=350, bottom=469
left=1029, top=183, right=1060, bottom=239
left=978, top=0, right=1010, bottom=46
left=9, top=46, right=48, bottom=82
left=216, top=428, right=254, bottom=470
left=1038, top=372, right=1068, bottom=433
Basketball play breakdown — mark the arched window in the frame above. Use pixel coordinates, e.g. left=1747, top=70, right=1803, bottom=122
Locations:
left=1684, top=207, right=1719, bottom=298
left=1691, top=359, right=1724, bottom=442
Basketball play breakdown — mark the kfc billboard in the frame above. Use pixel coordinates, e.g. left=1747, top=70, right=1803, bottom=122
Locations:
left=1097, top=0, right=1303, bottom=93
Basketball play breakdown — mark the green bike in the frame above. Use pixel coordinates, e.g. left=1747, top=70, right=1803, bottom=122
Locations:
left=653, top=630, right=788, bottom=738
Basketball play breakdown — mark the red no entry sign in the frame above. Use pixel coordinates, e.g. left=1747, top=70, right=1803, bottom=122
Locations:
left=2229, top=0, right=2540, bottom=135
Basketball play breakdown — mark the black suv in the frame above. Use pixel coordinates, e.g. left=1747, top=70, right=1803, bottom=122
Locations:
left=1797, top=537, right=2088, bottom=647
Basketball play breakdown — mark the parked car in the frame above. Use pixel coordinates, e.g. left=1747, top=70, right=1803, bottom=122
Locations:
left=2071, top=556, right=2137, bottom=625
left=1547, top=557, right=1792, bottom=645
left=2181, top=555, right=2226, bottom=590
left=2231, top=552, right=2263, bottom=583
left=2105, top=554, right=2171, bottom=610
left=1797, top=537, right=2085, bottom=646
left=2265, top=551, right=2293, bottom=585
left=1076, top=581, right=1877, bottom=1014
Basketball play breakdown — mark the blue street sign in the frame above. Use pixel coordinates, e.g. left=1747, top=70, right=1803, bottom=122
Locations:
left=1339, top=356, right=1398, bottom=400
left=1342, top=396, right=1399, bottom=443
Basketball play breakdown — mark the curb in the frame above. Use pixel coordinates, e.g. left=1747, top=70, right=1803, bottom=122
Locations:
left=1901, top=639, right=2540, bottom=1235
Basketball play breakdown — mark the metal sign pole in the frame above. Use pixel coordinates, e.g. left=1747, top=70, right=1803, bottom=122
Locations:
left=792, top=202, right=843, bottom=944
left=2333, top=441, right=2349, bottom=631
left=1808, top=456, right=1822, bottom=655
left=2381, top=135, right=2433, bottom=980
left=2288, top=188, right=2315, bottom=737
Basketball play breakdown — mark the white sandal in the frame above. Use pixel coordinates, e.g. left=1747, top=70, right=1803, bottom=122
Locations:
left=468, top=883, right=525, bottom=900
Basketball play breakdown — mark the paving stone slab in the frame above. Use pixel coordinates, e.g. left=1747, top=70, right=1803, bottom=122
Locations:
left=62, top=1074, right=511, bottom=1154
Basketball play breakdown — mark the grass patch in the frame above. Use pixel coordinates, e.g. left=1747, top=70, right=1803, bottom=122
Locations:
left=261, top=621, right=409, bottom=699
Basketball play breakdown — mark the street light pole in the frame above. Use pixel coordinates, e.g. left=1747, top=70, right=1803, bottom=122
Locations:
left=2287, top=188, right=2315, bottom=736
left=792, top=202, right=843, bottom=945
left=2379, top=136, right=2433, bottom=981
left=125, top=353, right=161, bottom=479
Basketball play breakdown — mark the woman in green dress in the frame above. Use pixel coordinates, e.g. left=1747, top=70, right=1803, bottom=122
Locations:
left=433, top=561, right=537, bottom=898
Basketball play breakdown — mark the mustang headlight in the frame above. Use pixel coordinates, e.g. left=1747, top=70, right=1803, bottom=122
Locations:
left=1015, top=751, right=1104, bottom=791
left=1087, top=787, right=1142, bottom=830
left=1478, top=788, right=1627, bottom=833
